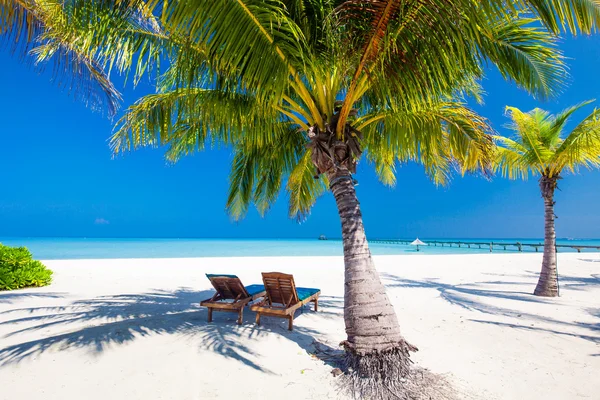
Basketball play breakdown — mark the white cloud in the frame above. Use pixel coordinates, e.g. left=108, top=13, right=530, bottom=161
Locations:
left=94, top=218, right=110, bottom=225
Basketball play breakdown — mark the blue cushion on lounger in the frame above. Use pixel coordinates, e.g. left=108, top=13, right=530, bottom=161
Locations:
left=296, top=287, right=320, bottom=301
left=244, top=284, right=265, bottom=296
left=206, top=273, right=238, bottom=279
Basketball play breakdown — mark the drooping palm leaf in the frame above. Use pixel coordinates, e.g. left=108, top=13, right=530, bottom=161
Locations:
left=361, top=100, right=494, bottom=186
left=521, top=0, right=600, bottom=34
left=476, top=16, right=566, bottom=99
left=0, top=0, right=169, bottom=114
left=0, top=0, right=128, bottom=113
left=286, top=150, right=329, bottom=220
left=226, top=125, right=327, bottom=221
left=111, top=88, right=280, bottom=156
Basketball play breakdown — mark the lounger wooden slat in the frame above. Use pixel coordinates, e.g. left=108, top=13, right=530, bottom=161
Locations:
left=250, top=272, right=320, bottom=331
left=200, top=274, right=266, bottom=325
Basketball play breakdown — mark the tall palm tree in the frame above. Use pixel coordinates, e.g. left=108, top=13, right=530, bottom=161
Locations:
left=2, top=0, right=600, bottom=397
left=106, top=7, right=566, bottom=396
left=495, top=102, right=600, bottom=297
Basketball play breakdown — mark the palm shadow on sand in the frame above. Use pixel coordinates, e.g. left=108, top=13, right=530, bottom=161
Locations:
left=0, top=289, right=343, bottom=371
left=381, top=272, right=600, bottom=345
left=0, top=292, right=65, bottom=304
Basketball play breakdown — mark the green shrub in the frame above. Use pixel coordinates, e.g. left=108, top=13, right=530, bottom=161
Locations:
left=0, top=243, right=53, bottom=290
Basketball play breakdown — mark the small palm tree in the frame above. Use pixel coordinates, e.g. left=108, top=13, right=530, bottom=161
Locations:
left=495, top=102, right=600, bottom=297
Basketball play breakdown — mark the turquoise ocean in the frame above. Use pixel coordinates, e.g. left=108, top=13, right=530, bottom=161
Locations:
left=1, top=237, right=599, bottom=260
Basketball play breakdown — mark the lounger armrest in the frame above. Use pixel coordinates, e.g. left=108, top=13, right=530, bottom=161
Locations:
left=251, top=299, right=268, bottom=307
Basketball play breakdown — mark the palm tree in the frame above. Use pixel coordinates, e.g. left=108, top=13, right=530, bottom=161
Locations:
left=2, top=0, right=600, bottom=397
left=495, top=102, right=600, bottom=297
left=107, top=8, right=564, bottom=396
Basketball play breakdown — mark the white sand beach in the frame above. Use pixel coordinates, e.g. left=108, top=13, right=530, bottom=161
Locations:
left=0, top=253, right=599, bottom=400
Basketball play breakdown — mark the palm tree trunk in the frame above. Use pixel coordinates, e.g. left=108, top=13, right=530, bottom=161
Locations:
left=535, top=175, right=559, bottom=297
left=328, top=167, right=416, bottom=397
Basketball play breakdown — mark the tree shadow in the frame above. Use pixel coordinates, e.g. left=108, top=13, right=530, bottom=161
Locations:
left=381, top=273, right=551, bottom=319
left=0, top=288, right=342, bottom=372
left=0, top=291, right=65, bottom=304
left=468, top=319, right=600, bottom=344
left=586, top=308, right=600, bottom=332
left=307, top=295, right=344, bottom=319
left=380, top=273, right=600, bottom=345
left=521, top=270, right=600, bottom=292
left=281, top=295, right=345, bottom=368
left=579, top=258, right=600, bottom=263
left=558, top=274, right=600, bottom=292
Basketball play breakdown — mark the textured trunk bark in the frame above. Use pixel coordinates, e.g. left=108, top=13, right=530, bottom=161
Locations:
left=309, top=118, right=420, bottom=398
left=328, top=168, right=415, bottom=395
left=534, top=176, right=559, bottom=297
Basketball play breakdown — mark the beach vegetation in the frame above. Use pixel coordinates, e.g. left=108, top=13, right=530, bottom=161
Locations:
left=495, top=102, right=600, bottom=297
left=0, top=244, right=53, bottom=290
left=2, top=0, right=600, bottom=397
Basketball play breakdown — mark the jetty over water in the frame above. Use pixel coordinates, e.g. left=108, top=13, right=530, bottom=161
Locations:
left=330, top=239, right=600, bottom=253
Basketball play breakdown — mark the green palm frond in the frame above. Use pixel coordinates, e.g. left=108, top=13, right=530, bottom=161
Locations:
left=225, top=125, right=292, bottom=220
left=474, top=0, right=600, bottom=34
left=286, top=151, right=329, bottom=221
left=0, top=0, right=127, bottom=113
left=496, top=101, right=600, bottom=179
left=476, top=16, right=566, bottom=99
left=111, top=88, right=280, bottom=157
left=366, top=136, right=398, bottom=187
left=30, top=39, right=122, bottom=114
left=335, top=0, right=488, bottom=132
left=333, top=0, right=405, bottom=134
left=227, top=147, right=258, bottom=221
left=0, top=0, right=41, bottom=52
left=444, top=107, right=494, bottom=177
left=361, top=100, right=494, bottom=187
left=226, top=125, right=326, bottom=221
left=162, top=0, right=308, bottom=102
left=543, top=100, right=594, bottom=146
left=494, top=135, right=530, bottom=155
left=493, top=136, right=536, bottom=179
left=504, top=106, right=553, bottom=165
left=552, top=107, right=600, bottom=174
left=282, top=0, right=330, bottom=49
left=0, top=0, right=168, bottom=114
left=521, top=0, right=600, bottom=34
left=336, top=0, right=573, bottom=133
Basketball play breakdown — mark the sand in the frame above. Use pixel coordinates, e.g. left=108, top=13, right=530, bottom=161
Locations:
left=0, top=253, right=599, bottom=400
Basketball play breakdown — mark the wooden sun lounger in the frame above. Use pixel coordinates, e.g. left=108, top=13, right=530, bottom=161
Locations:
left=200, top=274, right=266, bottom=325
left=250, top=272, right=320, bottom=331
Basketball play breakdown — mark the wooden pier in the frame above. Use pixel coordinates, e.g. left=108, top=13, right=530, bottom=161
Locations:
left=331, top=239, right=600, bottom=253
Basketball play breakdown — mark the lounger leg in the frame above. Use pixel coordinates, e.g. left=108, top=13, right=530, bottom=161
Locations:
left=207, top=308, right=213, bottom=323
left=237, top=307, right=243, bottom=325
left=288, top=315, right=293, bottom=331
left=314, top=298, right=318, bottom=312
left=255, top=312, right=261, bottom=326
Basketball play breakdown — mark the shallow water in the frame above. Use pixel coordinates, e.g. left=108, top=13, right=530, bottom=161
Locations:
left=1, top=237, right=599, bottom=260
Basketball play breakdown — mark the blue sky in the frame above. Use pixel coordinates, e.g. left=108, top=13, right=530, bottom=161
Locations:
left=1, top=35, right=599, bottom=239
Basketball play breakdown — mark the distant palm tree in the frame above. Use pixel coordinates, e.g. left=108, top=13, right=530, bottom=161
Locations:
left=2, top=0, right=600, bottom=397
left=495, top=102, right=600, bottom=297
